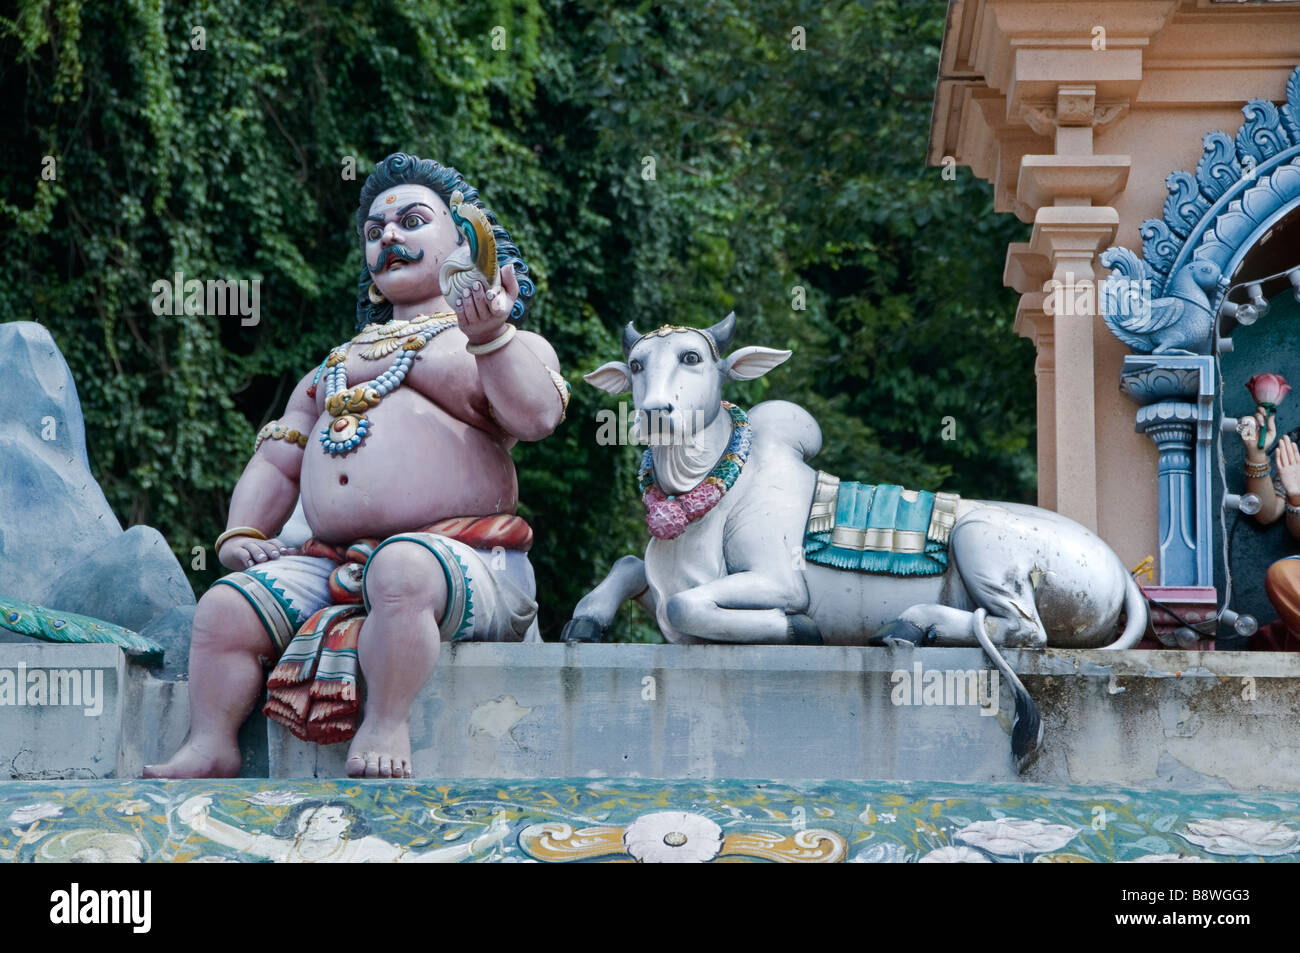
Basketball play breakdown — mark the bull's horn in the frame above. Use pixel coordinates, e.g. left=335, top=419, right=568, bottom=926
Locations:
left=706, top=311, right=737, bottom=354
left=622, top=322, right=642, bottom=355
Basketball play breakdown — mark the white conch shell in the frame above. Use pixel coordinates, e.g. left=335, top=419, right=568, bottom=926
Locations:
left=439, top=190, right=500, bottom=304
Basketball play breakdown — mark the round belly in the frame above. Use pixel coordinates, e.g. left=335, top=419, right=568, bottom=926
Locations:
left=300, top=389, right=517, bottom=542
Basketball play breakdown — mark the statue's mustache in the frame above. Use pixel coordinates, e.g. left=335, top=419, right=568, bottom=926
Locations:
left=369, top=244, right=425, bottom=274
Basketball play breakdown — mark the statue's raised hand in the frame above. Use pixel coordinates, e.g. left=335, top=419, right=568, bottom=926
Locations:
left=219, top=535, right=298, bottom=571
left=1278, top=435, right=1300, bottom=502
left=454, top=262, right=519, bottom=346
left=1240, top=408, right=1277, bottom=463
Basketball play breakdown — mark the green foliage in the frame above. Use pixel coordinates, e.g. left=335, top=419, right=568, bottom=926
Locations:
left=0, top=0, right=1033, bottom=643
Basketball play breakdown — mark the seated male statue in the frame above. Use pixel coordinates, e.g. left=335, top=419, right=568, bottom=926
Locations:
left=1240, top=409, right=1300, bottom=646
left=146, top=153, right=567, bottom=778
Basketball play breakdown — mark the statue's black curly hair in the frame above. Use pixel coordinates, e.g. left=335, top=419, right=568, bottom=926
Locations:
left=354, top=152, right=533, bottom=330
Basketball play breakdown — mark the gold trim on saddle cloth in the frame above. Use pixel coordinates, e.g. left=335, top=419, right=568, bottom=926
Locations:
left=928, top=491, right=960, bottom=544
left=807, top=470, right=962, bottom=553
left=807, top=471, right=840, bottom=534
left=830, top=525, right=927, bottom=554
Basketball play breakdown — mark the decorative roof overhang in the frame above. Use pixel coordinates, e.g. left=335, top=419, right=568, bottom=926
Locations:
left=1100, top=64, right=1300, bottom=350
left=930, top=0, right=1300, bottom=222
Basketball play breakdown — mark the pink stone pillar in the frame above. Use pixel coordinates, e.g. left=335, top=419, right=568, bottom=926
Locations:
left=1029, top=208, right=1118, bottom=530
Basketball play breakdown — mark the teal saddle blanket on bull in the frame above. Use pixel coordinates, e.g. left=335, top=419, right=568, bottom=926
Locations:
left=802, top=472, right=959, bottom=576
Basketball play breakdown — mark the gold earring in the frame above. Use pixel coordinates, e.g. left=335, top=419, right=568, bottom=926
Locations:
left=368, top=283, right=386, bottom=305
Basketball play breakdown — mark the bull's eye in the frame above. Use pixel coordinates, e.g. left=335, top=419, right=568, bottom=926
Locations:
left=629, top=359, right=643, bottom=374
left=681, top=351, right=701, bottom=366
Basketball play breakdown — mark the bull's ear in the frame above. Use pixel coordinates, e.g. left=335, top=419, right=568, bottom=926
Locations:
left=722, top=346, right=792, bottom=381
left=583, top=361, right=633, bottom=395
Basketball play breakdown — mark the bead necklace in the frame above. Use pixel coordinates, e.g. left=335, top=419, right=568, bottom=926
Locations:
left=318, top=313, right=458, bottom=456
left=637, top=402, right=752, bottom=539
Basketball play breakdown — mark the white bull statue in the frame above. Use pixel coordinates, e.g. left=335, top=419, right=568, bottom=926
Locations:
left=562, top=313, right=1150, bottom=767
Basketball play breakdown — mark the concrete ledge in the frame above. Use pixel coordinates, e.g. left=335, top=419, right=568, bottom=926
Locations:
left=267, top=644, right=1300, bottom=791
left=0, top=644, right=267, bottom=779
left=3, top=640, right=1293, bottom=789
left=0, top=644, right=127, bottom=779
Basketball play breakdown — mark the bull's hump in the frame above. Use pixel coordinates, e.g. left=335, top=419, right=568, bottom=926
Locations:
left=746, top=400, right=822, bottom=460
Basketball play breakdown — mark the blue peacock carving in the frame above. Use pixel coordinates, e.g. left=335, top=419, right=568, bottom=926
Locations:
left=1099, top=253, right=1221, bottom=354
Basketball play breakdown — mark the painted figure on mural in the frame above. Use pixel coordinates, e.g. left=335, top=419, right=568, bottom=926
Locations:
left=1237, top=378, right=1300, bottom=647
left=177, top=796, right=509, bottom=862
left=145, top=153, right=568, bottom=779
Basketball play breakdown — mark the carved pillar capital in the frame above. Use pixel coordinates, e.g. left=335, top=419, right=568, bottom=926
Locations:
left=1029, top=206, right=1120, bottom=278
left=1136, top=404, right=1196, bottom=463
left=1020, top=87, right=1130, bottom=138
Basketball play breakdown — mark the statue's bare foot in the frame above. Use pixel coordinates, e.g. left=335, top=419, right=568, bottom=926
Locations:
left=142, top=741, right=241, bottom=779
left=346, top=721, right=413, bottom=778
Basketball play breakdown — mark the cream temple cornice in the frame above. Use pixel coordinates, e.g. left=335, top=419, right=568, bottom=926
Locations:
left=929, top=0, right=1300, bottom=219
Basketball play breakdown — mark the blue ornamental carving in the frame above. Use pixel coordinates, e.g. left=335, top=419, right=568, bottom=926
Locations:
left=1099, top=254, right=1220, bottom=354
left=1107, top=63, right=1300, bottom=597
left=1100, top=64, right=1300, bottom=354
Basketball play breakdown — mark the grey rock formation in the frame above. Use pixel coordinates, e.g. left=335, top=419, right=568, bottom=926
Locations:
left=138, top=604, right=196, bottom=682
left=0, top=322, right=122, bottom=603
left=0, top=321, right=195, bottom=668
left=45, top=525, right=196, bottom=633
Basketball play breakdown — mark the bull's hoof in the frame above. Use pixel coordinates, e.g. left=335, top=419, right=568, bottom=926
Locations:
left=561, top=618, right=606, bottom=643
left=869, top=619, right=931, bottom=647
left=787, top=613, right=823, bottom=645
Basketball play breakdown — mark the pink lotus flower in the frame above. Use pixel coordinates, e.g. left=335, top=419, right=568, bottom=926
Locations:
left=1247, top=373, right=1291, bottom=407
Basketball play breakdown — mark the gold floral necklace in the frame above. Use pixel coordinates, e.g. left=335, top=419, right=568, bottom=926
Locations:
left=352, top=310, right=456, bottom=360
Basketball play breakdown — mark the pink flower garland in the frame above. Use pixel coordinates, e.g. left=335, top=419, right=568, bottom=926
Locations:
left=643, top=481, right=725, bottom=539
left=639, top=402, right=751, bottom=540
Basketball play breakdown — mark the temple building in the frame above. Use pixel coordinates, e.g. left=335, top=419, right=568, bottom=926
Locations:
left=930, top=0, right=1300, bottom=641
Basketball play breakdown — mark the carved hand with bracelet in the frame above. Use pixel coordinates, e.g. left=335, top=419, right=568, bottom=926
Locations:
left=1239, top=408, right=1277, bottom=463
left=216, top=526, right=298, bottom=571
left=455, top=262, right=519, bottom=350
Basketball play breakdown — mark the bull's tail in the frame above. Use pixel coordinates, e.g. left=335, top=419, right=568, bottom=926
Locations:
left=1102, top=570, right=1150, bottom=651
left=971, top=608, right=1042, bottom=772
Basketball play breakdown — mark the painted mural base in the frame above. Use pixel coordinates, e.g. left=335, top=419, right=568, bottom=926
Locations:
left=1, top=777, right=1297, bottom=862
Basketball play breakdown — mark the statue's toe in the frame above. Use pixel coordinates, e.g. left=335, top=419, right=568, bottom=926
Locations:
left=562, top=618, right=605, bottom=643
